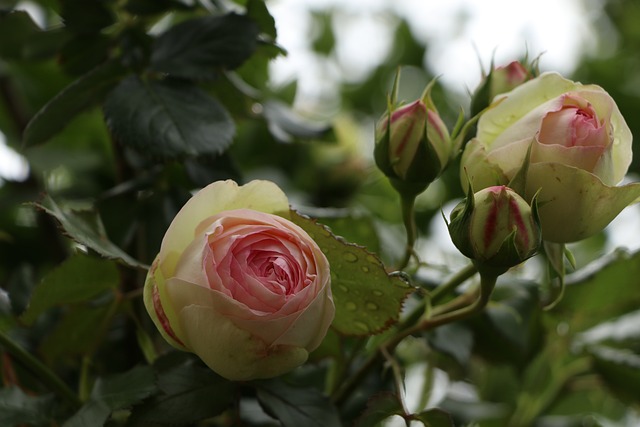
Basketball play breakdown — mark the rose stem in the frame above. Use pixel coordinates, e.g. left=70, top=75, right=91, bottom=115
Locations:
left=0, top=330, right=82, bottom=409
left=429, top=263, right=477, bottom=304
left=397, top=195, right=418, bottom=270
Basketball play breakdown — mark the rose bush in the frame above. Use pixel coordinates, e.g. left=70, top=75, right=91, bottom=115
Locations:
left=461, top=72, right=640, bottom=242
left=144, top=180, right=334, bottom=381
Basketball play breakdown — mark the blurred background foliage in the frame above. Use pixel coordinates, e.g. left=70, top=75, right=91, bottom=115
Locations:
left=1, top=0, right=640, bottom=426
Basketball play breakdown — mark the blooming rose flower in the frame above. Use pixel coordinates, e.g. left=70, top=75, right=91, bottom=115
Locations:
left=144, top=180, right=334, bottom=381
left=461, top=72, right=640, bottom=243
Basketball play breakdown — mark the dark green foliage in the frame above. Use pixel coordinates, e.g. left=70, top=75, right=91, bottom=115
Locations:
left=1, top=0, right=640, bottom=426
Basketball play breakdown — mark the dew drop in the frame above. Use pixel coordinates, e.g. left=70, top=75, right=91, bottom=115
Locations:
left=354, top=321, right=369, bottom=331
left=343, top=252, right=358, bottom=262
left=361, top=266, right=370, bottom=273
left=345, top=301, right=357, bottom=311
left=338, top=284, right=349, bottom=293
left=372, top=290, right=383, bottom=297
left=365, top=302, right=378, bottom=311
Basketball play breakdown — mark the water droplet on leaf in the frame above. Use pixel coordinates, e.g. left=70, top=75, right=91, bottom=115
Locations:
left=343, top=252, right=358, bottom=262
left=365, top=302, right=378, bottom=311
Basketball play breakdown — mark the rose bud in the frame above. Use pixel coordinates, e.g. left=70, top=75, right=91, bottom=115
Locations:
left=471, top=60, right=532, bottom=116
left=462, top=72, right=640, bottom=243
left=144, top=180, right=334, bottom=381
left=448, top=185, right=541, bottom=274
left=374, top=82, right=451, bottom=196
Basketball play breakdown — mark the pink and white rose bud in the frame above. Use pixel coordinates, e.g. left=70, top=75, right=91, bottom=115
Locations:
left=378, top=100, right=428, bottom=180
left=471, top=60, right=532, bottom=116
left=144, top=180, right=334, bottom=381
left=461, top=72, right=640, bottom=243
left=490, top=61, right=531, bottom=99
left=374, top=81, right=451, bottom=196
left=448, top=186, right=541, bottom=274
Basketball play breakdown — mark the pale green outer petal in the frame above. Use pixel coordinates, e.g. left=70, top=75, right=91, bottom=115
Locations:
left=142, top=259, right=189, bottom=351
left=178, top=304, right=309, bottom=381
left=525, top=163, right=640, bottom=243
left=165, top=277, right=334, bottom=350
left=158, top=180, right=290, bottom=276
left=460, top=138, right=509, bottom=193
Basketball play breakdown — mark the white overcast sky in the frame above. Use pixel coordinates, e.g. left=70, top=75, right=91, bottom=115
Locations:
left=267, top=0, right=610, bottom=102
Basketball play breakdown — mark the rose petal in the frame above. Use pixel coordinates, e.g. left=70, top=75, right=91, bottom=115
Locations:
left=158, top=180, right=290, bottom=276
left=178, top=304, right=309, bottom=381
left=143, top=259, right=189, bottom=351
left=532, top=142, right=606, bottom=173
left=526, top=162, right=640, bottom=242
left=164, top=277, right=332, bottom=347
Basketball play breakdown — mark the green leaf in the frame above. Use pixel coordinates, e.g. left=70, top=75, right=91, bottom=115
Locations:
left=254, top=378, right=341, bottom=427
left=305, top=208, right=380, bottom=254
left=353, top=393, right=404, bottom=427
left=128, top=353, right=237, bottom=425
left=103, top=76, right=235, bottom=159
left=429, top=323, right=473, bottom=366
left=65, top=366, right=157, bottom=427
left=91, top=365, right=157, bottom=409
left=263, top=100, right=332, bottom=141
left=0, top=387, right=55, bottom=427
left=59, top=0, right=115, bottom=34
left=40, top=304, right=113, bottom=362
left=577, top=309, right=640, bottom=349
left=0, top=10, right=41, bottom=60
left=290, top=211, right=413, bottom=336
left=23, top=59, right=128, bottom=146
left=589, top=345, right=640, bottom=404
left=412, top=408, right=455, bottom=427
left=554, top=249, right=640, bottom=332
left=247, top=0, right=277, bottom=39
left=20, top=254, right=118, bottom=324
left=472, top=279, right=541, bottom=364
left=150, top=13, right=259, bottom=79
left=59, top=34, right=111, bottom=76
left=63, top=401, right=111, bottom=427
left=125, top=0, right=192, bottom=15
left=34, top=195, right=147, bottom=269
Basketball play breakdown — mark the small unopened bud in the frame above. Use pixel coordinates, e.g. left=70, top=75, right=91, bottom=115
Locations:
left=448, top=185, right=541, bottom=274
left=374, top=80, right=451, bottom=197
left=471, top=61, right=533, bottom=117
left=377, top=100, right=427, bottom=180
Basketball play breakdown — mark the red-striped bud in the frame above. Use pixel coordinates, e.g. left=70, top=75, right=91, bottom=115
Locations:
left=374, top=78, right=451, bottom=197
left=448, top=185, right=541, bottom=274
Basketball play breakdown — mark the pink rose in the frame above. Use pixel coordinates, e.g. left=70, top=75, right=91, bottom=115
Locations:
left=461, top=72, right=640, bottom=243
left=144, top=180, right=334, bottom=380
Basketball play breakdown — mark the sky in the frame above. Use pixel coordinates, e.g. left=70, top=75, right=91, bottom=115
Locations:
left=267, top=0, right=609, bottom=102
